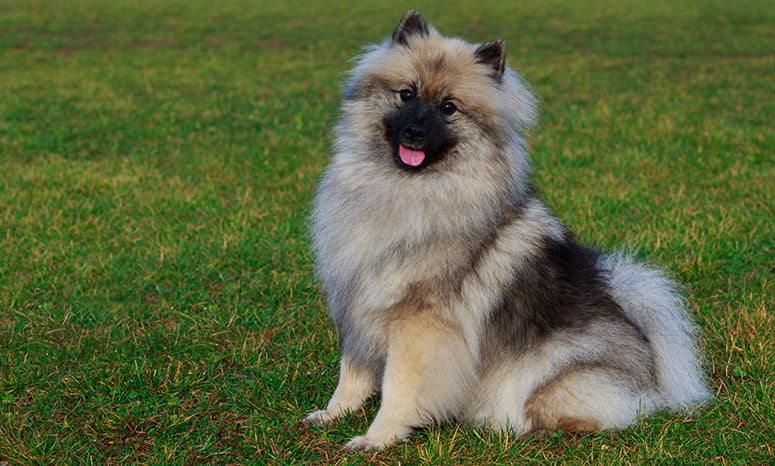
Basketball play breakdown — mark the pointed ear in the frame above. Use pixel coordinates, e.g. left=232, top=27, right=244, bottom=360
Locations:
left=392, top=10, right=429, bottom=46
left=475, top=40, right=506, bottom=79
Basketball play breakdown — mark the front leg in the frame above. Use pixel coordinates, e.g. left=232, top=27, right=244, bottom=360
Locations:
left=346, top=314, right=475, bottom=450
left=305, top=355, right=377, bottom=425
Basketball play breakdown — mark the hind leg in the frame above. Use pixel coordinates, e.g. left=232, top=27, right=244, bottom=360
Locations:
left=524, top=366, right=649, bottom=434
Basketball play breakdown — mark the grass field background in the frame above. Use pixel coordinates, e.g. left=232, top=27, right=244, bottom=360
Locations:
left=0, top=0, right=772, bottom=463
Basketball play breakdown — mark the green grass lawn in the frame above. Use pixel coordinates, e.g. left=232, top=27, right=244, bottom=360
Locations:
left=0, top=0, right=772, bottom=463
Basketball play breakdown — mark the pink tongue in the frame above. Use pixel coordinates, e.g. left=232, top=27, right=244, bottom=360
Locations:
left=399, top=145, right=425, bottom=167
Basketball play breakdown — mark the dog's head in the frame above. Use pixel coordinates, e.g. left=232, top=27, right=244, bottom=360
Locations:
left=340, top=10, right=537, bottom=174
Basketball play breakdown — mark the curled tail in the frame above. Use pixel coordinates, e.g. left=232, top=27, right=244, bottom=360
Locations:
left=602, top=253, right=711, bottom=411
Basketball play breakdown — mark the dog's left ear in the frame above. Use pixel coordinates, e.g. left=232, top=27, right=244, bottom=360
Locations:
left=475, top=40, right=506, bottom=79
left=393, top=10, right=429, bottom=46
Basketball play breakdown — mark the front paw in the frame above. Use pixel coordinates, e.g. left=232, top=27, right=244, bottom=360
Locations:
left=344, top=434, right=395, bottom=451
left=303, top=409, right=334, bottom=426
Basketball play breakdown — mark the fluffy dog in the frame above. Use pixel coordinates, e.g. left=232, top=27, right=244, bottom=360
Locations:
left=305, top=11, right=709, bottom=450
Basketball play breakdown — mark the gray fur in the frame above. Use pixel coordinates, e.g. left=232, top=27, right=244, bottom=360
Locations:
left=306, top=11, right=709, bottom=449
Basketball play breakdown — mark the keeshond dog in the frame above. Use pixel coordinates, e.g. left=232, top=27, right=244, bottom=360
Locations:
left=305, top=11, right=709, bottom=450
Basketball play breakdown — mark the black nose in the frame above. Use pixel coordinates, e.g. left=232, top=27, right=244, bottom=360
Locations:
left=401, top=123, right=426, bottom=143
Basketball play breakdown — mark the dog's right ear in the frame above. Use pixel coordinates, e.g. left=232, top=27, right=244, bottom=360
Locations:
left=392, top=10, right=429, bottom=46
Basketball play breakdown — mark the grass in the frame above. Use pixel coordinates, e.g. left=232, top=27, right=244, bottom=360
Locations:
left=0, top=0, right=772, bottom=463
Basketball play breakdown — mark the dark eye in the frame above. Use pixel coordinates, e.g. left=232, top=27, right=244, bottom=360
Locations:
left=441, top=100, right=457, bottom=115
left=399, top=88, right=415, bottom=102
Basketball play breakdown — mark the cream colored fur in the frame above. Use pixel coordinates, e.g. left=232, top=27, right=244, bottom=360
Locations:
left=305, top=12, right=709, bottom=450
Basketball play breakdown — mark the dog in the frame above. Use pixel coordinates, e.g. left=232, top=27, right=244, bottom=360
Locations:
left=305, top=10, right=709, bottom=450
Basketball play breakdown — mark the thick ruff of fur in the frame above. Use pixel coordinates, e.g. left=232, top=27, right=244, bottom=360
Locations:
left=305, top=11, right=709, bottom=450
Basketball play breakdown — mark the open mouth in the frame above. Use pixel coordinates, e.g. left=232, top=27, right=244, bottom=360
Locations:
left=398, top=145, right=426, bottom=167
left=392, top=141, right=457, bottom=172
left=383, top=117, right=457, bottom=171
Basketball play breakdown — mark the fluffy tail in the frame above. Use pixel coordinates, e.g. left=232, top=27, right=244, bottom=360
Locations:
left=602, top=253, right=711, bottom=411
